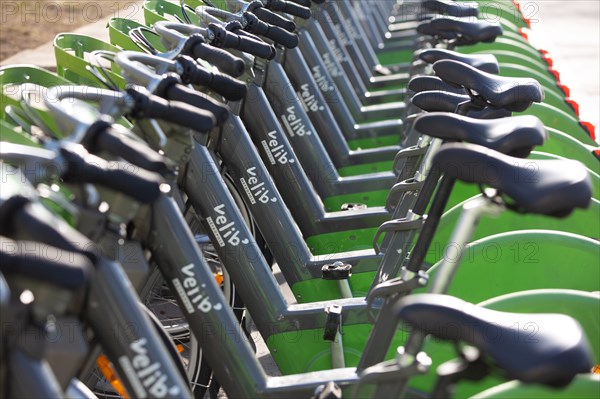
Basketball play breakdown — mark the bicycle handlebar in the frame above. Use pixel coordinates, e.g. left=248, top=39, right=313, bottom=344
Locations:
left=263, top=0, right=312, bottom=20
left=127, top=85, right=218, bottom=131
left=249, top=3, right=296, bottom=31
left=85, top=120, right=174, bottom=175
left=243, top=12, right=299, bottom=48
left=0, top=239, right=92, bottom=291
left=183, top=34, right=246, bottom=77
left=1, top=197, right=99, bottom=262
left=59, top=146, right=163, bottom=204
left=287, top=0, right=311, bottom=6
left=209, top=23, right=276, bottom=59
left=177, top=56, right=248, bottom=101
left=154, top=76, right=230, bottom=123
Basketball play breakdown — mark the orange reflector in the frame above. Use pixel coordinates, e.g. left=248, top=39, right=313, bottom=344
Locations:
left=96, top=354, right=129, bottom=399
left=565, top=99, right=580, bottom=116
left=580, top=122, right=597, bottom=141
left=557, top=84, right=571, bottom=97
left=176, top=344, right=185, bottom=353
left=518, top=28, right=529, bottom=40
left=548, top=67, right=560, bottom=82
left=593, top=364, right=600, bottom=374
left=540, top=52, right=553, bottom=67
left=214, top=271, right=224, bottom=286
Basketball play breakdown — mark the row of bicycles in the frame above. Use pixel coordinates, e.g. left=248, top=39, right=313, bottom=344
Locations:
left=0, top=0, right=598, bottom=397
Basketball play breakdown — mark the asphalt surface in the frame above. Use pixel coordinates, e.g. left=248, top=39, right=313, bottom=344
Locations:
left=527, top=0, right=600, bottom=135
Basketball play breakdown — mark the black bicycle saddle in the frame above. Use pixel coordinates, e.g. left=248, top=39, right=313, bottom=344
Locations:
left=419, top=48, right=499, bottom=74
left=433, top=143, right=592, bottom=217
left=411, top=90, right=512, bottom=118
left=417, top=19, right=459, bottom=39
left=414, top=113, right=546, bottom=157
left=396, top=294, right=594, bottom=387
left=411, top=90, right=470, bottom=112
left=409, top=76, right=465, bottom=94
left=433, top=59, right=544, bottom=112
left=422, top=0, right=479, bottom=18
left=418, top=16, right=503, bottom=45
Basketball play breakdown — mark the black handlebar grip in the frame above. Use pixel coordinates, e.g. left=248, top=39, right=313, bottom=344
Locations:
left=210, top=23, right=276, bottom=60
left=1, top=199, right=98, bottom=262
left=266, top=0, right=312, bottom=20
left=127, top=85, right=217, bottom=132
left=158, top=78, right=230, bottom=123
left=288, top=0, right=311, bottom=6
left=191, top=44, right=245, bottom=78
left=178, top=56, right=247, bottom=101
left=243, top=12, right=299, bottom=48
left=60, top=147, right=163, bottom=204
left=93, top=125, right=173, bottom=175
left=251, top=6, right=296, bottom=31
left=0, top=242, right=92, bottom=291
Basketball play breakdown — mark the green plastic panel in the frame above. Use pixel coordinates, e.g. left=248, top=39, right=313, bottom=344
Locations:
left=471, top=374, right=600, bottom=399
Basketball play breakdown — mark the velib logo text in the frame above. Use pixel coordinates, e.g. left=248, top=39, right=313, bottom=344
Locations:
left=311, top=65, right=335, bottom=93
left=206, top=204, right=249, bottom=247
left=261, top=130, right=296, bottom=165
left=118, top=338, right=181, bottom=398
left=281, top=105, right=313, bottom=137
left=172, top=264, right=224, bottom=314
left=240, top=166, right=277, bottom=204
left=298, top=83, right=325, bottom=113
left=322, top=51, right=343, bottom=78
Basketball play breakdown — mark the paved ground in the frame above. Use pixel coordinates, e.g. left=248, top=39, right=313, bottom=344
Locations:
left=527, top=0, right=600, bottom=136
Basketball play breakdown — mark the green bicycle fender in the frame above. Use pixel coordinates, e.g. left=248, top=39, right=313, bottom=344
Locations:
left=1, top=144, right=77, bottom=225
left=108, top=18, right=166, bottom=52
left=470, top=374, right=600, bottom=399
left=518, top=103, right=596, bottom=146
left=53, top=33, right=126, bottom=88
left=501, top=30, right=535, bottom=45
left=0, top=65, right=132, bottom=133
left=472, top=49, right=551, bottom=73
left=426, top=198, right=600, bottom=267
left=540, top=128, right=600, bottom=172
left=497, top=63, right=573, bottom=107
left=497, top=62, right=569, bottom=96
left=143, top=0, right=202, bottom=27
left=410, top=289, right=600, bottom=397
left=0, top=65, right=73, bottom=135
left=458, top=37, right=544, bottom=61
left=472, top=1, right=530, bottom=30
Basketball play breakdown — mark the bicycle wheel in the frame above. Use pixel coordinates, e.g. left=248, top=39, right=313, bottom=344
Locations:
left=82, top=171, right=254, bottom=398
